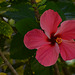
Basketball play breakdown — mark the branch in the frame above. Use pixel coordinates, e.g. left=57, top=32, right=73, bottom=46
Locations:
left=0, top=64, right=6, bottom=68
left=31, top=0, right=40, bottom=21
left=0, top=50, right=18, bottom=75
left=53, top=63, right=60, bottom=75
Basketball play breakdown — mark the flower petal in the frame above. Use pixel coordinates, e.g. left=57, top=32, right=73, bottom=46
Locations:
left=40, top=9, right=62, bottom=38
left=55, top=20, right=75, bottom=40
left=24, top=29, right=49, bottom=49
left=36, top=43, right=60, bottom=66
left=59, top=40, right=75, bottom=61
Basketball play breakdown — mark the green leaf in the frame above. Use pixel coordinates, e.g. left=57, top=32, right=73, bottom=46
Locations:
left=56, top=2, right=75, bottom=13
left=0, top=21, right=13, bottom=38
left=39, top=1, right=66, bottom=21
left=10, top=33, right=36, bottom=59
left=15, top=18, right=39, bottom=36
left=24, top=62, right=33, bottom=75
left=31, top=58, right=54, bottom=75
left=0, top=7, right=15, bottom=14
left=38, top=0, right=47, bottom=5
left=56, top=2, right=75, bottom=19
left=4, top=3, right=35, bottom=22
left=38, top=5, right=46, bottom=10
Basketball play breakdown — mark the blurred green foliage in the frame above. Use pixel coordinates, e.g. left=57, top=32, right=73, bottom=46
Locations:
left=0, top=21, right=13, bottom=38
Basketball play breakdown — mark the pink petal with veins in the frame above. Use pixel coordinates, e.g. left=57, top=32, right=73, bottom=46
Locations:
left=24, top=29, right=50, bottom=49
left=36, top=43, right=60, bottom=66
left=55, top=20, right=75, bottom=40
left=59, top=39, right=75, bottom=61
left=40, top=9, right=62, bottom=38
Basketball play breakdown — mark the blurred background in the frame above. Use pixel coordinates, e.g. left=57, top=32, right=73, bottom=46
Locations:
left=0, top=0, right=75, bottom=75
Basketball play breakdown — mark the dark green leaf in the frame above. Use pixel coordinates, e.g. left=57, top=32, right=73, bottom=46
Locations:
left=31, top=58, right=54, bottom=75
left=10, top=33, right=36, bottom=59
left=56, top=2, right=75, bottom=19
left=56, top=2, right=75, bottom=13
left=24, top=62, right=33, bottom=75
left=39, top=1, right=66, bottom=21
left=38, top=0, right=47, bottom=5
left=4, top=3, right=35, bottom=22
left=15, top=18, right=39, bottom=36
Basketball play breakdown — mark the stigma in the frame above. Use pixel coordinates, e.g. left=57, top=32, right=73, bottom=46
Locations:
left=56, top=38, right=62, bottom=44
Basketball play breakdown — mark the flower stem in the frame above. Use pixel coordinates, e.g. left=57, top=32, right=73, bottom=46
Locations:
left=0, top=49, right=18, bottom=75
left=53, top=63, right=60, bottom=75
left=60, top=57, right=71, bottom=75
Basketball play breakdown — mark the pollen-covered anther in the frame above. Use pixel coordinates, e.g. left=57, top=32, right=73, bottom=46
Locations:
left=56, top=38, right=62, bottom=44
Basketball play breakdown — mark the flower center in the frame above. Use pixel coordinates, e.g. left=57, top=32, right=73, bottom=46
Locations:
left=47, top=33, right=61, bottom=46
left=56, top=38, right=62, bottom=44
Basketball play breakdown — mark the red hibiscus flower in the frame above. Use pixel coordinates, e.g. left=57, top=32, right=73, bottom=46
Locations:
left=24, top=9, right=75, bottom=66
